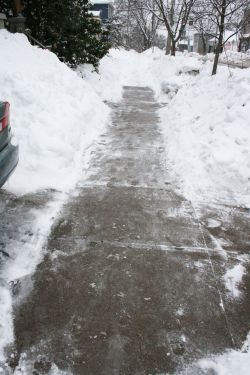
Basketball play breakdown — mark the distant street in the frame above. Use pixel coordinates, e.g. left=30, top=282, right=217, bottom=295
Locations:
left=3, top=86, right=250, bottom=374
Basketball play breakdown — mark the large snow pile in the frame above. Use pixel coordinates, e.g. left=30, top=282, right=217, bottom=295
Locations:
left=78, top=48, right=202, bottom=102
left=160, top=62, right=250, bottom=206
left=0, top=30, right=110, bottom=194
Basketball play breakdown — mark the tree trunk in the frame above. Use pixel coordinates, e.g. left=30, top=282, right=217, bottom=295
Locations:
left=212, top=30, right=223, bottom=75
left=166, top=0, right=175, bottom=55
left=171, top=40, right=176, bottom=56
left=212, top=0, right=226, bottom=75
left=212, top=49, right=220, bottom=75
left=238, top=39, right=242, bottom=52
left=166, top=34, right=171, bottom=54
left=201, top=34, right=207, bottom=55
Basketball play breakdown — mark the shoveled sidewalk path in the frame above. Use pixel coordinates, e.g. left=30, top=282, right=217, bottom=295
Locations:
left=10, top=87, right=250, bottom=374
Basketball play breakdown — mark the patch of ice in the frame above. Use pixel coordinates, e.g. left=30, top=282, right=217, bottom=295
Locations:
left=194, top=261, right=205, bottom=269
left=50, top=364, right=72, bottom=375
left=210, top=234, right=228, bottom=259
left=223, top=263, right=246, bottom=298
left=197, top=332, right=250, bottom=375
left=207, top=218, right=222, bottom=228
left=13, top=361, right=72, bottom=375
left=181, top=335, right=187, bottom=343
left=0, top=285, right=13, bottom=362
left=176, top=307, right=185, bottom=316
left=0, top=193, right=64, bottom=364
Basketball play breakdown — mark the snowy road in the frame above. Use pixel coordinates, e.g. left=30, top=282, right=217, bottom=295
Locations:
left=3, top=87, right=250, bottom=374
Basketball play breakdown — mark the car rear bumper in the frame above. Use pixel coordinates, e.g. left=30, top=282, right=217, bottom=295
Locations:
left=0, top=142, right=19, bottom=188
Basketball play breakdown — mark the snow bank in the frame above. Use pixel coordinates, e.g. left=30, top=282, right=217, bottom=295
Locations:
left=0, top=30, right=110, bottom=194
left=160, top=62, right=250, bottom=206
left=78, top=48, right=202, bottom=102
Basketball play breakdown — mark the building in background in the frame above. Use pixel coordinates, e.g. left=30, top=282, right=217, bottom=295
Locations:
left=240, top=9, right=250, bottom=52
left=90, top=0, right=114, bottom=24
left=0, top=13, right=7, bottom=29
left=178, top=17, right=239, bottom=55
left=178, top=19, right=195, bottom=52
left=223, top=31, right=238, bottom=52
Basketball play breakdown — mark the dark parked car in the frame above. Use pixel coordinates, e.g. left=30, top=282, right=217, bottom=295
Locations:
left=0, top=102, right=19, bottom=187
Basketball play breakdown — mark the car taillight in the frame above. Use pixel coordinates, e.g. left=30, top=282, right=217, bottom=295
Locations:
left=0, top=102, right=10, bottom=133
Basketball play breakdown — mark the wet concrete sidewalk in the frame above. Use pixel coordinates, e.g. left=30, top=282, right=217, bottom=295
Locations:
left=9, top=87, right=250, bottom=374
